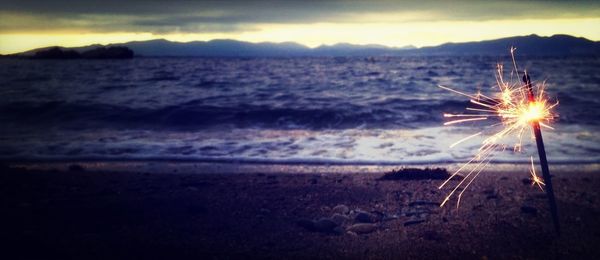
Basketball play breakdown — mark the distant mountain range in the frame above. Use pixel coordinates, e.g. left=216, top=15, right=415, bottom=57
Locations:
left=413, top=34, right=600, bottom=56
left=10, top=34, right=600, bottom=57
left=106, top=40, right=416, bottom=57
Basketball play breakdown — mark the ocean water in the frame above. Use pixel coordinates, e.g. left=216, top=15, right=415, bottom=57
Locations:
left=1, top=56, right=599, bottom=165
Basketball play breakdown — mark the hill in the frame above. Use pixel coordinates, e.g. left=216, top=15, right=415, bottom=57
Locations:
left=8, top=34, right=600, bottom=57
left=413, top=34, right=600, bottom=56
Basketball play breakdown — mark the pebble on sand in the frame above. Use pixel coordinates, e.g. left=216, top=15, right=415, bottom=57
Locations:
left=297, top=218, right=339, bottom=234
left=332, top=204, right=350, bottom=215
left=330, top=213, right=350, bottom=225
left=347, top=223, right=377, bottom=234
left=354, top=211, right=378, bottom=223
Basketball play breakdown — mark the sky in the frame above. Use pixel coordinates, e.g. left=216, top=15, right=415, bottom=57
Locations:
left=1, top=0, right=599, bottom=54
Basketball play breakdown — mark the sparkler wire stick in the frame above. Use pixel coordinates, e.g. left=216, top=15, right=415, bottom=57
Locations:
left=523, top=72, right=560, bottom=235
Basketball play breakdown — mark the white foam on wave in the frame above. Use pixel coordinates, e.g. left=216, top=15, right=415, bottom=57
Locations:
left=3, top=124, right=598, bottom=165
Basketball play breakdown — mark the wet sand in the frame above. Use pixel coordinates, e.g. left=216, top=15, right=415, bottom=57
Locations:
left=1, top=163, right=599, bottom=259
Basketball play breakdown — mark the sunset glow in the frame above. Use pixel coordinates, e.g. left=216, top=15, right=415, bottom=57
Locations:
left=1, top=0, right=599, bottom=54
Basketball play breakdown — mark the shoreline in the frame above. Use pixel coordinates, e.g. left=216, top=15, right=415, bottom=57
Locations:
left=7, top=160, right=600, bottom=175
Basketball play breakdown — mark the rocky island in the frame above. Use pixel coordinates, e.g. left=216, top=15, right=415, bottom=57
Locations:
left=31, top=46, right=134, bottom=59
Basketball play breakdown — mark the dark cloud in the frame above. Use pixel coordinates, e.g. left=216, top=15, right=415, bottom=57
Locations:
left=130, top=18, right=253, bottom=34
left=2, top=0, right=597, bottom=18
left=1, top=0, right=598, bottom=33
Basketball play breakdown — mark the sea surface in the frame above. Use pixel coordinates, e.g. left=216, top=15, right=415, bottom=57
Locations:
left=1, top=56, right=599, bottom=165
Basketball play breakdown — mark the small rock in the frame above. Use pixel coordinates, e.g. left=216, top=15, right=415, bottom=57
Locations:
left=332, top=204, right=350, bottom=215
left=347, top=223, right=377, bottom=234
left=355, top=211, right=377, bottom=223
left=331, top=213, right=350, bottom=225
left=520, top=206, right=537, bottom=215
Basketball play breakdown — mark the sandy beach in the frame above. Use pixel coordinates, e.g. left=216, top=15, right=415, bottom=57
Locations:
left=1, top=163, right=599, bottom=259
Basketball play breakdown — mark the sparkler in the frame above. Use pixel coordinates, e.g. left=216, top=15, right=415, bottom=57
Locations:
left=437, top=48, right=560, bottom=234
left=523, top=71, right=560, bottom=235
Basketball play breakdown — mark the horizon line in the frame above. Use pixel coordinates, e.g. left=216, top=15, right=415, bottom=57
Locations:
left=2, top=33, right=596, bottom=55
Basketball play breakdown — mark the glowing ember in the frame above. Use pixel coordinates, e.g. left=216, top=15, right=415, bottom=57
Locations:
left=438, top=48, right=558, bottom=207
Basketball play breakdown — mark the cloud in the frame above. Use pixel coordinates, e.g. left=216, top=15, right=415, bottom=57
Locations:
left=1, top=0, right=599, bottom=34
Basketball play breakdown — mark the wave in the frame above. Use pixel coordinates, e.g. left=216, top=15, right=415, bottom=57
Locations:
left=0, top=99, right=472, bottom=130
